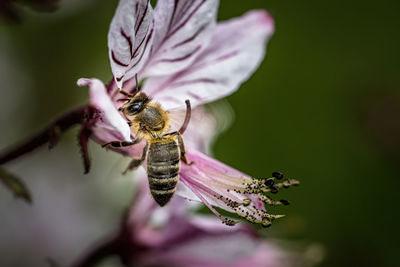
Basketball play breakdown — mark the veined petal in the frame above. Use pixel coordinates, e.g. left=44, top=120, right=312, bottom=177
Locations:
left=108, top=0, right=154, bottom=88
left=144, top=10, right=274, bottom=110
left=77, top=78, right=132, bottom=141
left=168, top=101, right=233, bottom=154
left=142, top=0, right=218, bottom=77
left=178, top=148, right=298, bottom=227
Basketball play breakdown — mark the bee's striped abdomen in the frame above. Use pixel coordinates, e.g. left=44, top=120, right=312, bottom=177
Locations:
left=147, top=139, right=180, bottom=206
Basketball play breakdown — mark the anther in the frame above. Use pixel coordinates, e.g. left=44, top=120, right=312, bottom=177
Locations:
left=280, top=199, right=290, bottom=206
left=283, top=179, right=292, bottom=188
left=272, top=171, right=284, bottom=180
left=261, top=218, right=272, bottom=228
left=269, top=185, right=279, bottom=194
left=264, top=178, right=275, bottom=187
left=242, top=199, right=251, bottom=206
left=223, top=219, right=238, bottom=226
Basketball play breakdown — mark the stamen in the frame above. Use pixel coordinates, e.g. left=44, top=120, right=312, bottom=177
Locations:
left=234, top=206, right=264, bottom=225
left=262, top=218, right=272, bottom=228
left=242, top=198, right=251, bottom=206
left=264, top=178, right=275, bottom=187
left=184, top=167, right=299, bottom=227
left=272, top=171, right=284, bottom=180
left=181, top=177, right=239, bottom=226
left=191, top=176, right=284, bottom=227
left=257, top=194, right=290, bottom=206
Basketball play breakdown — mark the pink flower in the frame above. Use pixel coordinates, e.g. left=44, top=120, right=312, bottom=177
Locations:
left=123, top=178, right=293, bottom=267
left=78, top=0, right=298, bottom=227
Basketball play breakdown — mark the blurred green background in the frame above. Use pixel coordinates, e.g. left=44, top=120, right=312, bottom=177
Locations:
left=1, top=0, right=400, bottom=266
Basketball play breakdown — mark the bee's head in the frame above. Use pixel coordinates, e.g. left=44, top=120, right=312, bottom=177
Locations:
left=118, top=92, right=150, bottom=116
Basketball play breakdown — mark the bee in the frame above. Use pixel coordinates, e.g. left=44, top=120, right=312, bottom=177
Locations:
left=102, top=81, right=192, bottom=207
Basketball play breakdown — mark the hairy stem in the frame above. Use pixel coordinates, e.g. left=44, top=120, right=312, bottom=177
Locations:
left=0, top=105, right=87, bottom=166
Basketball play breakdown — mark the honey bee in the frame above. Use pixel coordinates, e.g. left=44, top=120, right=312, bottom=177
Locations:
left=102, top=81, right=192, bottom=207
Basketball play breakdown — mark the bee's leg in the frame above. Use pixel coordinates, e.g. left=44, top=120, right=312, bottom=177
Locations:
left=166, top=131, right=193, bottom=165
left=123, top=143, right=148, bottom=174
left=179, top=99, right=191, bottom=134
left=102, top=138, right=141, bottom=148
left=119, top=111, right=132, bottom=125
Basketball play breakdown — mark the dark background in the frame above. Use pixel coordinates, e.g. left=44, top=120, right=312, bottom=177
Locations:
left=1, top=0, right=399, bottom=266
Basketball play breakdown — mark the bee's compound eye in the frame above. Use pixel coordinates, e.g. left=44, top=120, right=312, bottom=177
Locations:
left=127, top=102, right=143, bottom=115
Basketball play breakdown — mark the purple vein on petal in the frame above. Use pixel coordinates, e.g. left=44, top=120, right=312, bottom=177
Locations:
left=169, top=78, right=216, bottom=88
left=214, top=50, right=240, bottom=62
left=131, top=33, right=147, bottom=59
left=172, top=24, right=208, bottom=49
left=111, top=50, right=129, bottom=67
left=120, top=28, right=133, bottom=57
left=135, top=2, right=139, bottom=15
left=178, top=0, right=194, bottom=26
left=165, top=0, right=206, bottom=42
left=167, top=0, right=180, bottom=32
left=171, top=50, right=240, bottom=79
left=127, top=26, right=154, bottom=72
left=157, top=45, right=201, bottom=63
left=135, top=0, right=150, bottom=35
left=158, top=96, right=182, bottom=104
left=191, top=51, right=240, bottom=73
left=187, top=91, right=203, bottom=101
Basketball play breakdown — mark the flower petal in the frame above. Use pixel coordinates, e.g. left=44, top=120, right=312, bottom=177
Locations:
left=108, top=0, right=154, bottom=88
left=127, top=173, right=293, bottom=267
left=177, top=147, right=298, bottom=227
left=77, top=78, right=132, bottom=141
left=141, top=231, right=292, bottom=267
left=168, top=101, right=233, bottom=154
left=141, top=0, right=218, bottom=77
left=144, top=10, right=275, bottom=110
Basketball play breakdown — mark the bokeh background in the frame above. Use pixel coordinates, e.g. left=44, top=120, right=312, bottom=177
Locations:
left=1, top=0, right=400, bottom=266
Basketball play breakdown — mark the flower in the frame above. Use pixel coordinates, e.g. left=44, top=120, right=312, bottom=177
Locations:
left=77, top=0, right=299, bottom=227
left=119, top=177, right=293, bottom=267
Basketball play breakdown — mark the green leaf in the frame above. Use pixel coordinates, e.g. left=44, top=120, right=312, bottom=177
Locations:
left=0, top=168, right=32, bottom=204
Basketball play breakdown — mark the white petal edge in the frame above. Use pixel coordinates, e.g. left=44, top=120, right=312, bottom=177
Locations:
left=108, top=0, right=154, bottom=88
left=77, top=78, right=132, bottom=141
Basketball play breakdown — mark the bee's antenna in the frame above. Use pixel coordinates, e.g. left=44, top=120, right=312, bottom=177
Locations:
left=179, top=99, right=192, bottom=135
left=132, top=73, right=140, bottom=95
